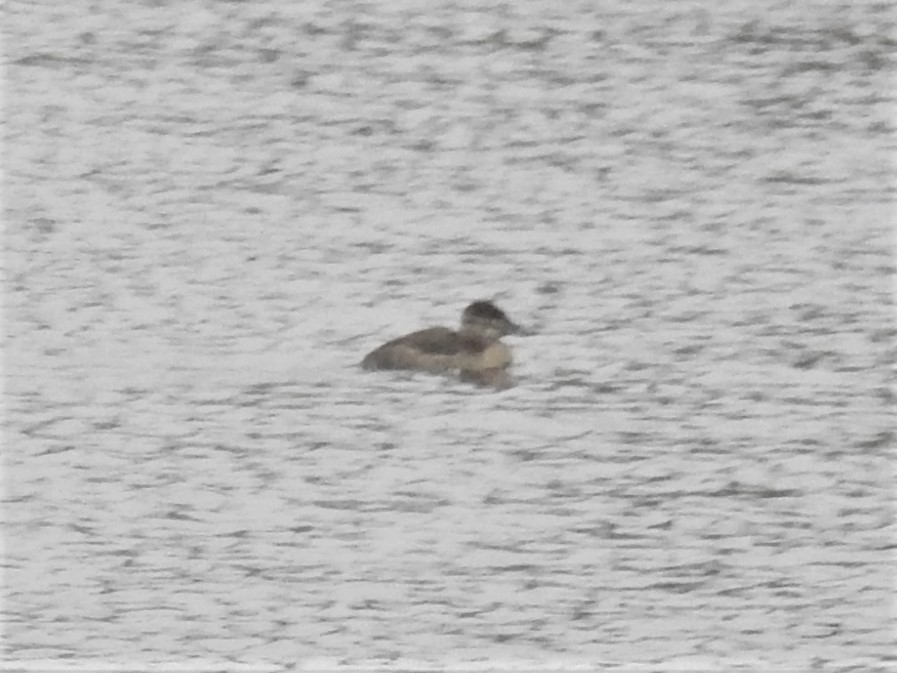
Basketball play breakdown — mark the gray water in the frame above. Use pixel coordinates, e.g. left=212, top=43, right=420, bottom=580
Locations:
left=3, top=0, right=895, bottom=670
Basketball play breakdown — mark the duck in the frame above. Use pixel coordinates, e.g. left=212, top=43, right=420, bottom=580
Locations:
left=361, top=300, right=524, bottom=388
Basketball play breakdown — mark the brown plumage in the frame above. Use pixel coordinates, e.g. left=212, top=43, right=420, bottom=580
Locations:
left=361, top=300, right=523, bottom=388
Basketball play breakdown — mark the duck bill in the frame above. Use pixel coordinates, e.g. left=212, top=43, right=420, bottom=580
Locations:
left=505, top=321, right=533, bottom=336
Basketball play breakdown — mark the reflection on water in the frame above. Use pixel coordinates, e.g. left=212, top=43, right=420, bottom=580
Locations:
left=4, top=0, right=894, bottom=669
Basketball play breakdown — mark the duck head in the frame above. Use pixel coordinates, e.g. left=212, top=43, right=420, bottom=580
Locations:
left=460, top=300, right=524, bottom=339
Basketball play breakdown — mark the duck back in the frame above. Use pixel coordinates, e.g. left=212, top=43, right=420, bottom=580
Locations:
left=362, top=327, right=464, bottom=372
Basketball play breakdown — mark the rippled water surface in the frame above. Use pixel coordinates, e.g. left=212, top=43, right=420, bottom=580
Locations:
left=4, top=0, right=895, bottom=670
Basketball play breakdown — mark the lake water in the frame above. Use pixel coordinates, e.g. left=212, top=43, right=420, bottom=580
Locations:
left=3, top=0, right=895, bottom=670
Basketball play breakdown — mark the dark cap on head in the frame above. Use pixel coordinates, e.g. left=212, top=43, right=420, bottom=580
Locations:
left=464, top=300, right=508, bottom=321
left=462, top=300, right=520, bottom=336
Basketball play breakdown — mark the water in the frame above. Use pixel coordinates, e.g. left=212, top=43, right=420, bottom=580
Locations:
left=3, top=0, right=895, bottom=670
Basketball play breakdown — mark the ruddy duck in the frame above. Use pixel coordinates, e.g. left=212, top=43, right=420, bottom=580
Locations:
left=361, top=300, right=523, bottom=388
